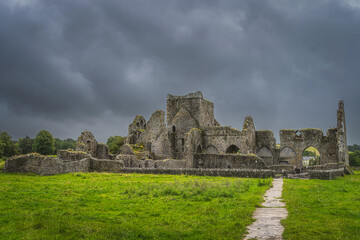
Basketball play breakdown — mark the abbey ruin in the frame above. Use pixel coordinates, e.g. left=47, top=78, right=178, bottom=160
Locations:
left=4, top=91, right=350, bottom=179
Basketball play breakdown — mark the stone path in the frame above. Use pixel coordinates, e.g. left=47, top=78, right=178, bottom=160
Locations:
left=244, top=178, right=288, bottom=240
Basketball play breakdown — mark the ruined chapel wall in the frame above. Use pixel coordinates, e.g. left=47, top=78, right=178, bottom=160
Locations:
left=202, top=127, right=243, bottom=154
left=144, top=110, right=170, bottom=156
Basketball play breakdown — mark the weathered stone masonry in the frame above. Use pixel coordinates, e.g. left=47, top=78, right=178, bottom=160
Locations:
left=4, top=91, right=350, bottom=179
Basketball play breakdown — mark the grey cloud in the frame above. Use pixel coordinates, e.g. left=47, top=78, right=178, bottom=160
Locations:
left=0, top=0, right=359, bottom=144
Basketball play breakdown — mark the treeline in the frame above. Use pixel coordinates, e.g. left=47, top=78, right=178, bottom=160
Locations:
left=0, top=129, right=125, bottom=160
left=0, top=130, right=76, bottom=159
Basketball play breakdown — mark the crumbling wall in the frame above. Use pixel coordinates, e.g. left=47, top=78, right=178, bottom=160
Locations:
left=4, top=153, right=90, bottom=175
left=144, top=110, right=170, bottom=157
left=126, top=115, right=147, bottom=144
left=76, top=131, right=110, bottom=159
left=337, top=100, right=349, bottom=165
left=76, top=131, right=98, bottom=157
left=242, top=116, right=256, bottom=153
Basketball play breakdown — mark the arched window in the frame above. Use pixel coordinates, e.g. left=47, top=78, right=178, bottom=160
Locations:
left=205, top=145, right=219, bottom=154
left=279, top=147, right=296, bottom=165
left=226, top=145, right=240, bottom=154
left=302, top=146, right=320, bottom=166
left=172, top=126, right=176, bottom=132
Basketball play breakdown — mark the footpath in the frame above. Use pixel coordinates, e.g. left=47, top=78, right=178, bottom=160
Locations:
left=244, top=178, right=288, bottom=240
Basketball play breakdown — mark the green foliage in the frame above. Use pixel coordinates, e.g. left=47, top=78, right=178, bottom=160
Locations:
left=348, top=144, right=360, bottom=152
left=0, top=173, right=270, bottom=239
left=106, top=136, right=125, bottom=154
left=18, top=136, right=34, bottom=154
left=33, top=130, right=54, bottom=155
left=54, top=138, right=76, bottom=153
left=303, top=150, right=316, bottom=157
left=349, top=151, right=360, bottom=167
left=0, top=131, right=18, bottom=157
left=282, top=175, right=360, bottom=240
left=309, top=156, right=321, bottom=166
left=0, top=158, right=5, bottom=170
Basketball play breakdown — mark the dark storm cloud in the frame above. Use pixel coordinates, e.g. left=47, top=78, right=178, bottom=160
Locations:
left=0, top=0, right=359, bottom=143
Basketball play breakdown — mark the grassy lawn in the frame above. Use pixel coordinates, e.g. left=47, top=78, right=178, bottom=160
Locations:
left=282, top=173, right=360, bottom=240
left=0, top=172, right=271, bottom=240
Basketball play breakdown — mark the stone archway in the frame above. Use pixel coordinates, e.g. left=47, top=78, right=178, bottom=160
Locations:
left=256, top=147, right=274, bottom=165
left=205, top=145, right=219, bottom=154
left=226, top=145, right=240, bottom=154
left=279, top=146, right=296, bottom=165
left=302, top=146, right=321, bottom=166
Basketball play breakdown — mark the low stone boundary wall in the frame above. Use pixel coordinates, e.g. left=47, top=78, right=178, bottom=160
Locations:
left=4, top=154, right=89, bottom=175
left=270, top=165, right=294, bottom=173
left=99, top=168, right=275, bottom=178
left=90, top=159, right=124, bottom=172
left=306, top=163, right=345, bottom=171
left=193, top=153, right=269, bottom=169
left=309, top=168, right=344, bottom=180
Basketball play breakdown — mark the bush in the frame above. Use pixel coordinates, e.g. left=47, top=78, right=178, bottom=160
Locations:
left=106, top=136, right=125, bottom=154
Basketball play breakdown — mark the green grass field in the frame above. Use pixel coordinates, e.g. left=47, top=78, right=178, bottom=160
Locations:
left=0, top=172, right=271, bottom=240
left=282, top=173, right=360, bottom=240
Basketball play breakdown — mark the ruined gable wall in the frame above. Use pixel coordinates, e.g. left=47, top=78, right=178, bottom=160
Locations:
left=145, top=110, right=170, bottom=156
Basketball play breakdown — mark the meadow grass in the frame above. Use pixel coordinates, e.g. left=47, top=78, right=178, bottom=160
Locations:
left=282, top=173, right=360, bottom=240
left=0, top=172, right=271, bottom=240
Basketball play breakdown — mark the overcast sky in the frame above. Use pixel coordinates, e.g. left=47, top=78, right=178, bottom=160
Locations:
left=0, top=0, right=359, bottom=144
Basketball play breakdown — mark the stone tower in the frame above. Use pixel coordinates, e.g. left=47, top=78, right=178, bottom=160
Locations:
left=166, top=91, right=215, bottom=159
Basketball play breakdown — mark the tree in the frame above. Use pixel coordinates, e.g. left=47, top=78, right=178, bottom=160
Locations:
left=33, top=130, right=54, bottom=155
left=18, top=136, right=34, bottom=154
left=106, top=136, right=125, bottom=154
left=0, top=131, right=18, bottom=157
left=348, top=144, right=360, bottom=152
left=54, top=138, right=76, bottom=153
left=349, top=151, right=360, bottom=167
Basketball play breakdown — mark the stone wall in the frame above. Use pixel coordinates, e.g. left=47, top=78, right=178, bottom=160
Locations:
left=98, top=167, right=275, bottom=178
left=4, top=153, right=89, bottom=175
left=193, top=153, right=269, bottom=169
left=76, top=131, right=110, bottom=159
left=309, top=169, right=344, bottom=180
left=279, top=128, right=338, bottom=166
left=201, top=127, right=243, bottom=154
left=337, top=100, right=349, bottom=165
